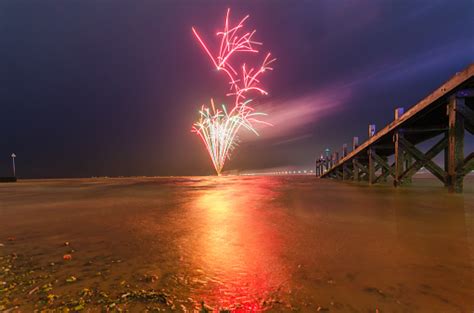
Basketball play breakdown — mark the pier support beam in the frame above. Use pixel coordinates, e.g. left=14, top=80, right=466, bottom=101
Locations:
left=368, top=125, right=376, bottom=184
left=404, top=153, right=413, bottom=184
left=352, top=137, right=359, bottom=181
left=446, top=96, right=465, bottom=193
left=342, top=144, right=349, bottom=180
left=372, top=153, right=393, bottom=183
left=368, top=149, right=376, bottom=184
left=394, top=131, right=405, bottom=186
left=353, top=161, right=359, bottom=181
left=381, top=156, right=389, bottom=182
left=393, top=108, right=406, bottom=187
left=399, top=136, right=447, bottom=184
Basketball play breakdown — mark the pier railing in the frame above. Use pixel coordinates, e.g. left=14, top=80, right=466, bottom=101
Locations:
left=317, top=63, right=474, bottom=193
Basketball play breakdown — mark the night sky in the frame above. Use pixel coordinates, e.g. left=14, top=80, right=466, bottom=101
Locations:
left=1, top=1, right=473, bottom=178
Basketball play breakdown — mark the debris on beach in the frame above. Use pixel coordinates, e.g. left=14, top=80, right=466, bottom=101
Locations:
left=28, top=286, right=39, bottom=295
left=0, top=250, right=176, bottom=311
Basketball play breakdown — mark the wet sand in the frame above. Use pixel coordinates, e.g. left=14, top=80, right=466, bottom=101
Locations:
left=1, top=176, right=473, bottom=312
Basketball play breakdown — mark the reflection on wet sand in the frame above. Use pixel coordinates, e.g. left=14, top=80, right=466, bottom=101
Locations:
left=0, top=176, right=473, bottom=311
left=186, top=177, right=288, bottom=311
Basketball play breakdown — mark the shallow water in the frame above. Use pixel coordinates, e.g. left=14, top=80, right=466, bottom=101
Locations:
left=1, top=176, right=473, bottom=312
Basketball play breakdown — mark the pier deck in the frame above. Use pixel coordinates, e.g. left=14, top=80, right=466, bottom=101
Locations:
left=318, top=63, right=474, bottom=192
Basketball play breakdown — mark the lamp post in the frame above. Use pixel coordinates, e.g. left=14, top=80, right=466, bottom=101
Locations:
left=11, top=153, right=16, bottom=177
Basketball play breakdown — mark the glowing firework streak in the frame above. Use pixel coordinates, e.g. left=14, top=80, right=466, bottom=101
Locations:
left=192, top=99, right=269, bottom=174
left=192, top=9, right=275, bottom=175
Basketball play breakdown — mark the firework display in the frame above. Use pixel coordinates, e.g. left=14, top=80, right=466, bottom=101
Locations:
left=192, top=9, right=275, bottom=175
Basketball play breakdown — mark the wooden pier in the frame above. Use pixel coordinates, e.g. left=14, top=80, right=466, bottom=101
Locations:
left=317, top=63, right=474, bottom=193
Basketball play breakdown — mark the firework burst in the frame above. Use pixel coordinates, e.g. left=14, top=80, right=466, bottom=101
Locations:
left=192, top=9, right=275, bottom=175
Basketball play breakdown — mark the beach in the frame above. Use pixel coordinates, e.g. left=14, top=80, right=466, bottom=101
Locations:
left=1, top=176, right=473, bottom=312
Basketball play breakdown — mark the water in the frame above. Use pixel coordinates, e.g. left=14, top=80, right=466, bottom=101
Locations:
left=0, top=176, right=473, bottom=312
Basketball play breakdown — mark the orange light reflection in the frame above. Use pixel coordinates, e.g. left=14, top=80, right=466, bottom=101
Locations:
left=188, top=177, right=288, bottom=311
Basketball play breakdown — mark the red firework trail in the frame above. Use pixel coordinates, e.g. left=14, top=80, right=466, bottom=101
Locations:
left=191, top=9, right=275, bottom=175
left=192, top=9, right=275, bottom=107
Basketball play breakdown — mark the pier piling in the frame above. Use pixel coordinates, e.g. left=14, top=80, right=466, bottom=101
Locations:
left=318, top=63, right=474, bottom=193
